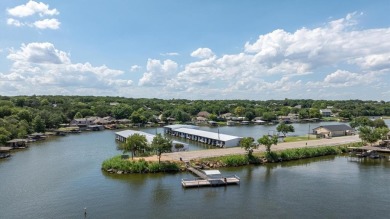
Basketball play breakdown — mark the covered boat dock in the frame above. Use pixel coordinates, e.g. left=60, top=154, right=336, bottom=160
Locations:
left=164, top=125, right=242, bottom=147
left=115, top=130, right=189, bottom=152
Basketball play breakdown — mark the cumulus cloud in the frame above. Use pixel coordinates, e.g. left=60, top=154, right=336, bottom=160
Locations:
left=7, top=18, right=24, bottom=27
left=33, top=18, right=60, bottom=29
left=7, top=0, right=59, bottom=17
left=1, top=42, right=132, bottom=95
left=6, top=1, right=60, bottom=30
left=138, top=59, right=178, bottom=86
left=136, top=12, right=390, bottom=99
left=130, top=65, right=142, bottom=72
left=190, top=48, right=215, bottom=59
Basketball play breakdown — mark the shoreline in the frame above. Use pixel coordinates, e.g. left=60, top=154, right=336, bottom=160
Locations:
left=102, top=135, right=362, bottom=174
left=159, top=135, right=361, bottom=162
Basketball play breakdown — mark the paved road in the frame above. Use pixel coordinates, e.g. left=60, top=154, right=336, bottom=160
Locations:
left=161, top=135, right=360, bottom=161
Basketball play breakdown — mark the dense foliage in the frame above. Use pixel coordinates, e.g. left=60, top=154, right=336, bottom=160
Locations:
left=1, top=95, right=390, bottom=145
left=101, top=156, right=180, bottom=173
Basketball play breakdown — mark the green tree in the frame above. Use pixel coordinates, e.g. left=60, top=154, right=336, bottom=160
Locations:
left=74, top=112, right=83, bottom=119
left=17, top=110, right=32, bottom=123
left=276, top=123, right=295, bottom=137
left=372, top=118, right=388, bottom=128
left=240, top=137, right=256, bottom=156
left=358, top=126, right=380, bottom=146
left=0, top=127, right=12, bottom=145
left=151, top=134, right=172, bottom=163
left=32, top=115, right=45, bottom=133
left=234, top=106, right=245, bottom=116
left=350, top=117, right=373, bottom=128
left=118, top=133, right=148, bottom=159
left=257, top=135, right=278, bottom=154
left=262, top=112, right=276, bottom=121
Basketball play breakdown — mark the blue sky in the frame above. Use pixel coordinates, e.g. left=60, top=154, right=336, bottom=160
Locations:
left=0, top=0, right=389, bottom=100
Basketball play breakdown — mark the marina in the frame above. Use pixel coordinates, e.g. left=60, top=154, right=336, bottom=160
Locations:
left=115, top=129, right=189, bottom=152
left=164, top=124, right=242, bottom=147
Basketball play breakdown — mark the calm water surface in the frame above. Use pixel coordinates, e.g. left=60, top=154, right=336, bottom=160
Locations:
left=1, top=124, right=390, bottom=218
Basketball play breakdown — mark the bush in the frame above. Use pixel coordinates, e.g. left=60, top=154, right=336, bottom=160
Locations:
left=220, top=155, right=249, bottom=166
left=102, top=155, right=180, bottom=174
left=277, top=146, right=347, bottom=161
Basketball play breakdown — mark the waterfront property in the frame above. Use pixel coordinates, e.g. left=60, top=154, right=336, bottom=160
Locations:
left=0, top=147, right=12, bottom=158
left=6, top=139, right=28, bottom=149
left=313, top=124, right=354, bottom=138
left=164, top=125, right=242, bottom=147
left=115, top=129, right=189, bottom=152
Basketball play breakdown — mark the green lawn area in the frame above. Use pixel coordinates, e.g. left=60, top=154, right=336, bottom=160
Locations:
left=284, top=135, right=317, bottom=142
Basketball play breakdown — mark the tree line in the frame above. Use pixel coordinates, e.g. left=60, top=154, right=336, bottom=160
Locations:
left=1, top=95, right=390, bottom=145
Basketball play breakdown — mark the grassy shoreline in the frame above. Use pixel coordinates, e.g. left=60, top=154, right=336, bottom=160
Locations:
left=101, top=142, right=363, bottom=174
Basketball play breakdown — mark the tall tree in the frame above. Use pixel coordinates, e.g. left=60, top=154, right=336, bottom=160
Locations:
left=74, top=112, right=83, bottom=119
left=358, top=126, right=380, bottom=146
left=151, top=134, right=172, bottom=163
left=118, top=133, right=148, bottom=159
left=276, top=123, right=295, bottom=137
left=32, top=115, right=45, bottom=133
left=257, top=135, right=278, bottom=154
left=240, top=137, right=256, bottom=156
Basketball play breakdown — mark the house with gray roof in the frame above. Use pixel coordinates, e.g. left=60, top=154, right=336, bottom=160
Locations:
left=313, top=124, right=354, bottom=138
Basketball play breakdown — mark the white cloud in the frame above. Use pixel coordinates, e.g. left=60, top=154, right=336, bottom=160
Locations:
left=306, top=70, right=379, bottom=88
left=33, top=18, right=60, bottom=29
left=7, top=1, right=60, bottom=30
left=191, top=48, right=215, bottom=59
left=8, top=42, right=71, bottom=65
left=7, top=1, right=59, bottom=17
left=130, top=65, right=142, bottom=72
left=138, top=59, right=178, bottom=86
left=136, top=12, right=390, bottom=99
left=160, top=52, right=179, bottom=56
left=0, top=42, right=132, bottom=96
left=7, top=18, right=24, bottom=27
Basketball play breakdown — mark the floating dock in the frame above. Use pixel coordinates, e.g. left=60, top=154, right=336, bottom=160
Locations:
left=182, top=163, right=240, bottom=188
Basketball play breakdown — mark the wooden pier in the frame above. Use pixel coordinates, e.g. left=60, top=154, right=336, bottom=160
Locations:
left=182, top=163, right=240, bottom=188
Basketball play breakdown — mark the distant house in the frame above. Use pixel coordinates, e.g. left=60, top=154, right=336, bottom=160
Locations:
left=70, top=118, right=96, bottom=128
left=313, top=124, right=354, bottom=138
left=197, top=111, right=210, bottom=118
left=110, top=102, right=119, bottom=106
left=194, top=116, right=208, bottom=123
left=7, top=139, right=28, bottom=149
left=320, top=109, right=332, bottom=117
left=278, top=116, right=291, bottom=123
left=294, top=105, right=302, bottom=109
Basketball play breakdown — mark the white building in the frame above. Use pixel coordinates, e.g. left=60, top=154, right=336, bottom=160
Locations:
left=115, top=130, right=189, bottom=152
left=164, top=125, right=242, bottom=147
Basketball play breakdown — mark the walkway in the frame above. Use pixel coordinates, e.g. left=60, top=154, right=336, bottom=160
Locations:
left=161, top=135, right=360, bottom=161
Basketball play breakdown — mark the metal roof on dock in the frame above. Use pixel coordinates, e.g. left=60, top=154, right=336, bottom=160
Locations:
left=171, top=128, right=241, bottom=141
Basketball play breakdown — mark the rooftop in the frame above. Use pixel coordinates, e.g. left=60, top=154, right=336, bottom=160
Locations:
left=315, top=124, right=353, bottom=132
left=172, top=128, right=242, bottom=141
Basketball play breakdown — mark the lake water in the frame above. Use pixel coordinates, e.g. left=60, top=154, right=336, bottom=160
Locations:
left=1, top=122, right=390, bottom=218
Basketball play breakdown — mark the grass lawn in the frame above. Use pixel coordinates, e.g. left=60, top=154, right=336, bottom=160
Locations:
left=284, top=135, right=317, bottom=142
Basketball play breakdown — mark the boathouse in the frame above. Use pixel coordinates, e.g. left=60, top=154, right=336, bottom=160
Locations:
left=0, top=147, right=12, bottom=158
left=164, top=125, right=242, bottom=147
left=7, top=139, right=28, bottom=149
left=115, top=130, right=189, bottom=152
